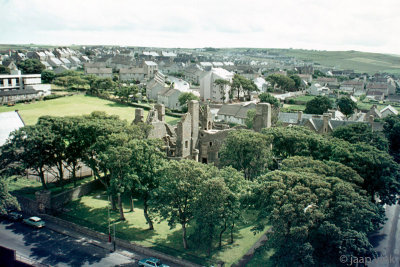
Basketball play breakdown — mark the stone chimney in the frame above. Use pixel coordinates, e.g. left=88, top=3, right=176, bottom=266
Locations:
left=369, top=115, right=374, bottom=124
left=253, top=103, right=271, bottom=132
left=134, top=108, right=144, bottom=124
left=154, top=104, right=165, bottom=122
left=322, top=113, right=331, bottom=134
left=297, top=111, right=303, bottom=123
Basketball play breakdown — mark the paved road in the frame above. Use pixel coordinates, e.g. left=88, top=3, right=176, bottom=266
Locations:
left=0, top=219, right=134, bottom=267
left=369, top=204, right=400, bottom=267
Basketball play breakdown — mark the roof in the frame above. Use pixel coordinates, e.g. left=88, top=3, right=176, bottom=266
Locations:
left=85, top=68, right=112, bottom=74
left=0, top=89, right=39, bottom=97
left=144, top=61, right=157, bottom=66
left=143, top=51, right=159, bottom=57
left=29, top=216, right=42, bottom=222
left=0, top=111, right=25, bottom=146
left=159, top=88, right=180, bottom=97
left=278, top=112, right=313, bottom=124
left=218, top=103, right=256, bottom=119
left=48, top=57, right=63, bottom=65
left=380, top=105, right=399, bottom=115
left=212, top=68, right=234, bottom=79
left=161, top=51, right=177, bottom=57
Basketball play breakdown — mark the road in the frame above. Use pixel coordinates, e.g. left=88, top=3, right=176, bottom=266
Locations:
left=0, top=219, right=134, bottom=267
left=369, top=204, right=400, bottom=267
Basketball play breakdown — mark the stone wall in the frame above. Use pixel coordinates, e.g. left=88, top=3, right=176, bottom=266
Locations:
left=40, top=214, right=201, bottom=267
left=50, top=179, right=102, bottom=210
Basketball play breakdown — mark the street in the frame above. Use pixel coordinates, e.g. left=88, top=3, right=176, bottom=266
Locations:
left=370, top=204, right=400, bottom=267
left=0, top=219, right=134, bottom=267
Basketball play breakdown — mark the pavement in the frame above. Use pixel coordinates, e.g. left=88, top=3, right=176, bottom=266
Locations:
left=0, top=217, right=178, bottom=267
left=369, top=204, right=400, bottom=267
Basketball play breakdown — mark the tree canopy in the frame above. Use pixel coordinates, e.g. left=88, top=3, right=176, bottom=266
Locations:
left=337, top=97, right=357, bottom=117
left=304, top=96, right=332, bottom=114
left=16, top=59, right=45, bottom=74
left=258, top=93, right=279, bottom=106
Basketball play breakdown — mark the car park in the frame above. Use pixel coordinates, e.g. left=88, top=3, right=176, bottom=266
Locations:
left=138, top=257, right=169, bottom=267
left=23, top=216, right=45, bottom=228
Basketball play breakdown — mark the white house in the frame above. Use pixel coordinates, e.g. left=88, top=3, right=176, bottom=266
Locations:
left=200, top=68, right=234, bottom=103
left=308, top=83, right=330, bottom=96
left=217, top=102, right=257, bottom=125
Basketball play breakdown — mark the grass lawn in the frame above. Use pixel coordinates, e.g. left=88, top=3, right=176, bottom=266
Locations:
left=8, top=176, right=94, bottom=199
left=282, top=104, right=306, bottom=111
left=290, top=95, right=316, bottom=102
left=246, top=248, right=275, bottom=267
left=0, top=95, right=180, bottom=125
left=60, top=190, right=265, bottom=266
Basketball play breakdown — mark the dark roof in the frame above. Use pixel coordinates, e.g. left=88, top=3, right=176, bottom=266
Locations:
left=0, top=89, right=39, bottom=97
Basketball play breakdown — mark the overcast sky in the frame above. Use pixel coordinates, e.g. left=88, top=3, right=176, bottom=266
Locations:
left=1, top=0, right=399, bottom=54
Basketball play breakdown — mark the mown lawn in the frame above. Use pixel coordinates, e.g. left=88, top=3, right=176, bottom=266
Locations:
left=0, top=95, right=180, bottom=125
left=60, top=190, right=265, bottom=266
left=8, top=176, right=95, bottom=199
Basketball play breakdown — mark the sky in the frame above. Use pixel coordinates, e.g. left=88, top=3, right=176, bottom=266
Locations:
left=1, top=0, right=400, bottom=54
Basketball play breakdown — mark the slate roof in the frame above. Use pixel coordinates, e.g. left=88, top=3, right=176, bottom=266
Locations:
left=85, top=68, right=112, bottom=74
left=218, top=103, right=256, bottom=119
left=0, top=111, right=25, bottom=146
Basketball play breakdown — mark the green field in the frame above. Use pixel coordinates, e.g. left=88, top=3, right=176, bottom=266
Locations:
left=0, top=95, right=180, bottom=125
left=273, top=49, right=400, bottom=74
left=60, top=190, right=265, bottom=266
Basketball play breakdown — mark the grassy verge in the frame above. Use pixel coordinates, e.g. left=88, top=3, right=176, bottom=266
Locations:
left=8, top=176, right=94, bottom=199
left=59, top=190, right=264, bottom=266
left=0, top=95, right=180, bottom=125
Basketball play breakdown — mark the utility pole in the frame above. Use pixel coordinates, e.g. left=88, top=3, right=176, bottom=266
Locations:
left=108, top=195, right=111, bottom=243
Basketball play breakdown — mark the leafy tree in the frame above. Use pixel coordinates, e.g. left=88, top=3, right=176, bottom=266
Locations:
left=0, top=65, right=10, bottom=74
left=331, top=123, right=388, bottom=151
left=383, top=115, right=400, bottom=163
left=252, top=165, right=384, bottom=266
left=93, top=78, right=116, bottom=92
left=16, top=59, right=45, bottom=74
left=337, top=97, right=357, bottom=117
left=289, top=74, right=302, bottom=89
left=219, top=130, right=273, bottom=180
left=266, top=74, right=295, bottom=92
left=130, top=139, right=165, bottom=230
left=263, top=126, right=400, bottom=204
left=152, top=160, right=211, bottom=249
left=0, top=178, right=20, bottom=215
left=258, top=93, right=279, bottom=106
left=304, top=96, right=332, bottom=114
left=178, top=92, right=199, bottom=112
left=115, top=85, right=138, bottom=102
left=41, top=70, right=55, bottom=83
left=231, top=74, right=258, bottom=100
left=245, top=109, right=256, bottom=129
left=214, top=79, right=230, bottom=103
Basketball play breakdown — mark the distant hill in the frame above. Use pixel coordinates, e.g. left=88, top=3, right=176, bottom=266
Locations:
left=272, top=49, right=400, bottom=74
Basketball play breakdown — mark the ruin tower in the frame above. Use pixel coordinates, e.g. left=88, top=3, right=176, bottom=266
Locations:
left=200, top=105, right=213, bottom=131
left=188, top=100, right=200, bottom=161
left=154, top=103, right=165, bottom=122
left=176, top=113, right=192, bottom=158
left=253, top=103, right=271, bottom=132
left=133, top=108, right=144, bottom=124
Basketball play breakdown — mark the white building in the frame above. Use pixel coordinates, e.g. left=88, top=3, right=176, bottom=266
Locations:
left=380, top=105, right=399, bottom=118
left=308, top=83, right=330, bottom=96
left=200, top=68, right=234, bottom=103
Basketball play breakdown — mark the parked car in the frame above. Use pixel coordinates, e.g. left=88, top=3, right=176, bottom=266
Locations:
left=23, top=216, right=45, bottom=228
left=138, top=257, right=169, bottom=267
left=6, top=211, right=23, bottom=221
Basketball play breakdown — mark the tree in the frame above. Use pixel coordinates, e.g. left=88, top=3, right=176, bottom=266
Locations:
left=262, top=126, right=400, bottom=205
left=337, top=97, right=357, bottom=117
left=16, top=59, right=45, bottom=74
left=266, top=74, right=295, bottom=92
left=289, top=74, right=302, bottom=90
left=252, top=159, right=384, bottom=266
left=304, top=96, right=332, bottom=114
left=245, top=109, right=256, bottom=129
left=331, top=123, right=388, bottom=151
left=231, top=74, right=258, bottom=100
left=115, top=85, right=138, bottom=102
left=0, top=178, right=20, bottom=215
left=214, top=79, right=230, bottom=103
left=258, top=93, right=279, bottom=106
left=178, top=92, right=199, bottom=112
left=41, top=70, right=55, bottom=83
left=383, top=115, right=400, bottom=163
left=130, top=139, right=165, bottom=230
left=0, top=65, right=10, bottom=74
left=152, top=160, right=211, bottom=249
left=219, top=130, right=273, bottom=180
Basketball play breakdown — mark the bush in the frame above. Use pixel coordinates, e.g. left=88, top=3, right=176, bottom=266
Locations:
left=44, top=94, right=65, bottom=101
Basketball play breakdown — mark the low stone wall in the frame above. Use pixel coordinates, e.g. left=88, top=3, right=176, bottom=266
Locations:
left=40, top=214, right=201, bottom=267
left=50, top=179, right=102, bottom=210
left=15, top=195, right=37, bottom=215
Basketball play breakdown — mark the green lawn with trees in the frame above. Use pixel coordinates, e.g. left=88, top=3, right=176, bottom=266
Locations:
left=0, top=95, right=179, bottom=125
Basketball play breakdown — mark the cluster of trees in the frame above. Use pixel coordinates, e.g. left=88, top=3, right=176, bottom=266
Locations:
left=213, top=74, right=259, bottom=103
left=266, top=74, right=302, bottom=92
left=178, top=92, right=200, bottom=112
left=304, top=95, right=358, bottom=116
left=17, top=59, right=45, bottom=74
left=216, top=126, right=398, bottom=265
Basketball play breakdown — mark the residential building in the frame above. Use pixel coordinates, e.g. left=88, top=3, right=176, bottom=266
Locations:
left=84, top=67, right=113, bottom=78
left=200, top=68, right=234, bottom=103
left=216, top=102, right=256, bottom=125
left=380, top=105, right=399, bottom=118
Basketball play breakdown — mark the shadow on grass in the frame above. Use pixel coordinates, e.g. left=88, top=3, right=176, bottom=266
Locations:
left=60, top=189, right=258, bottom=265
